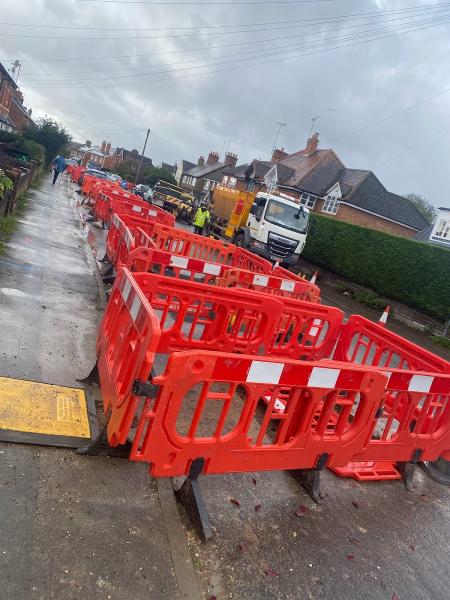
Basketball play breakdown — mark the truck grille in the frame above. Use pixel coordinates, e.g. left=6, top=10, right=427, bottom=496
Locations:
left=267, top=232, right=298, bottom=259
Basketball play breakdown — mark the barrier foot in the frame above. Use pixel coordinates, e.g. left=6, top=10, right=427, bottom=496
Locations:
left=290, top=469, right=324, bottom=504
left=175, top=458, right=213, bottom=542
left=77, top=409, right=132, bottom=458
left=76, top=362, right=99, bottom=386
left=100, top=264, right=115, bottom=284
left=397, top=449, right=423, bottom=491
left=289, top=453, right=329, bottom=504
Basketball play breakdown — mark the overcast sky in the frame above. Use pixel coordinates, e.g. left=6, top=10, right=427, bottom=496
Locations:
left=1, top=0, right=449, bottom=205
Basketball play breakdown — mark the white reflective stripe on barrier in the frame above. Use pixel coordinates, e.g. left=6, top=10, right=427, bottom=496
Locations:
left=170, top=256, right=189, bottom=269
left=408, top=375, right=434, bottom=393
left=308, top=367, right=340, bottom=389
left=149, top=210, right=157, bottom=217
left=130, top=295, right=141, bottom=322
left=132, top=205, right=142, bottom=213
left=203, top=262, right=222, bottom=275
left=253, top=275, right=269, bottom=287
left=280, top=280, right=295, bottom=292
left=247, top=361, right=284, bottom=384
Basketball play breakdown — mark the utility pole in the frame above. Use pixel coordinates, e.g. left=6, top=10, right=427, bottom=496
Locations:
left=271, top=122, right=287, bottom=154
left=135, top=128, right=150, bottom=184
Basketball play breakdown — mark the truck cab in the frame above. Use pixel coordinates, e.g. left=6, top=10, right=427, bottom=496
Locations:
left=234, top=192, right=309, bottom=265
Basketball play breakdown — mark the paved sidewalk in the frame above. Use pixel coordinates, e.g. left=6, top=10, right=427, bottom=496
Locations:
left=0, top=175, right=190, bottom=600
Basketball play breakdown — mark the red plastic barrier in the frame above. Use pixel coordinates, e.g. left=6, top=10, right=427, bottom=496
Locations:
left=98, top=269, right=282, bottom=443
left=106, top=214, right=137, bottom=267
left=333, top=315, right=450, bottom=374
left=272, top=266, right=321, bottom=303
left=71, top=165, right=85, bottom=183
left=129, top=351, right=386, bottom=476
left=96, top=270, right=161, bottom=446
left=128, top=246, right=228, bottom=284
left=218, top=269, right=321, bottom=303
left=151, top=224, right=236, bottom=263
left=231, top=247, right=272, bottom=274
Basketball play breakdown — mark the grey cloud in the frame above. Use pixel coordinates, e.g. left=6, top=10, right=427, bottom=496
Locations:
left=1, top=0, right=449, bottom=204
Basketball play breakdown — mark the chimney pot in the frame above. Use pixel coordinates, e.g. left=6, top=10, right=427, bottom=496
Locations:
left=206, top=151, right=220, bottom=165
left=224, top=152, right=238, bottom=168
left=86, top=140, right=92, bottom=148
left=101, top=140, right=107, bottom=154
left=198, top=155, right=205, bottom=166
left=106, top=141, right=111, bottom=155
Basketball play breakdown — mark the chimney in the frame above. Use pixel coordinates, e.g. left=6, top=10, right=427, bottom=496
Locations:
left=271, top=147, right=289, bottom=162
left=206, top=151, right=220, bottom=165
left=86, top=140, right=92, bottom=148
left=101, top=140, right=107, bottom=154
left=305, top=132, right=320, bottom=156
left=224, top=152, right=238, bottom=168
left=198, top=155, right=205, bottom=166
left=106, top=141, right=111, bottom=155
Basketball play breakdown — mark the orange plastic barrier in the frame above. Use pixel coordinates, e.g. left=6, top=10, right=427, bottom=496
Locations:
left=129, top=351, right=387, bottom=476
left=150, top=224, right=236, bottom=264
left=333, top=315, right=449, bottom=374
left=272, top=266, right=321, bottom=303
left=231, top=247, right=272, bottom=274
left=218, top=269, right=320, bottom=303
left=98, top=269, right=282, bottom=443
left=70, top=165, right=85, bottom=184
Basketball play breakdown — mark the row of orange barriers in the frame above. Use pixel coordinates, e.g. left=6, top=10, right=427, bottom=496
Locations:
left=71, top=171, right=450, bottom=541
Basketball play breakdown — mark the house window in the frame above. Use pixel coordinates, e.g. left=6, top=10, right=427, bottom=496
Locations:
left=299, top=193, right=316, bottom=209
left=228, top=177, right=237, bottom=189
left=435, top=219, right=450, bottom=239
left=203, top=180, right=210, bottom=191
left=322, top=195, right=340, bottom=215
left=247, top=180, right=255, bottom=192
left=222, top=176, right=229, bottom=187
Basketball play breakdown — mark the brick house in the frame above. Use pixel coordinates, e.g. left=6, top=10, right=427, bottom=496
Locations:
left=220, top=134, right=428, bottom=238
left=0, top=63, right=33, bottom=133
left=181, top=151, right=238, bottom=196
left=175, top=159, right=196, bottom=185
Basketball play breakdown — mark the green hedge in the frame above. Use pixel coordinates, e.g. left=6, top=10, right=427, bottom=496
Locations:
left=303, top=214, right=450, bottom=322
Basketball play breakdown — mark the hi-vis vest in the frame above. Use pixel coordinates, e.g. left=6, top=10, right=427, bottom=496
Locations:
left=194, top=208, right=210, bottom=227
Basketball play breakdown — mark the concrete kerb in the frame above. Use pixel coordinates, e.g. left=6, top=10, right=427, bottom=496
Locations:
left=66, top=176, right=203, bottom=600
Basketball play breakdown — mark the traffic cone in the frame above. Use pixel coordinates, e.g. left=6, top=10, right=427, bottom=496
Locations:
left=379, top=305, right=390, bottom=326
left=310, top=271, right=318, bottom=285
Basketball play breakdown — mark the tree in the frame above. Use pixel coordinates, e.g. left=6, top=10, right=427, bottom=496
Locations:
left=24, top=117, right=71, bottom=165
left=405, top=193, right=437, bottom=225
left=140, top=165, right=177, bottom=188
left=115, top=159, right=139, bottom=181
left=0, top=130, right=46, bottom=165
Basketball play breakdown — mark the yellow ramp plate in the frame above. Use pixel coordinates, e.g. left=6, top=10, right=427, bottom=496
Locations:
left=0, top=377, right=97, bottom=448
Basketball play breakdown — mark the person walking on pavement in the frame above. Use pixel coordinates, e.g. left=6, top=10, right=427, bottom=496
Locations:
left=193, top=203, right=210, bottom=235
left=52, top=155, right=66, bottom=185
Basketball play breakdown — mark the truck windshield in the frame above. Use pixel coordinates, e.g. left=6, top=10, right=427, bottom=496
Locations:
left=264, top=200, right=309, bottom=234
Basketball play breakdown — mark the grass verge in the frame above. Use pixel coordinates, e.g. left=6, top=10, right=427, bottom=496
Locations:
left=0, top=191, right=31, bottom=255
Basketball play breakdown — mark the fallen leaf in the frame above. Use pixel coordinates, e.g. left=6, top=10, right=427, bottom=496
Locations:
left=409, top=544, right=415, bottom=552
left=254, top=503, right=262, bottom=512
left=346, top=555, right=354, bottom=561
left=348, top=538, right=360, bottom=544
left=265, top=569, right=279, bottom=577
left=351, top=501, right=359, bottom=509
left=295, top=505, right=307, bottom=517
left=251, top=478, right=257, bottom=486
left=229, top=498, right=240, bottom=507
left=392, top=594, right=400, bottom=600
left=208, top=596, right=217, bottom=600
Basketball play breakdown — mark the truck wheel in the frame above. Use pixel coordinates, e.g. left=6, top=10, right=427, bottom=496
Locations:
left=233, top=232, right=248, bottom=248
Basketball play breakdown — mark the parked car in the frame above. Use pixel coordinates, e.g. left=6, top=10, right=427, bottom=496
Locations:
left=134, top=184, right=153, bottom=202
